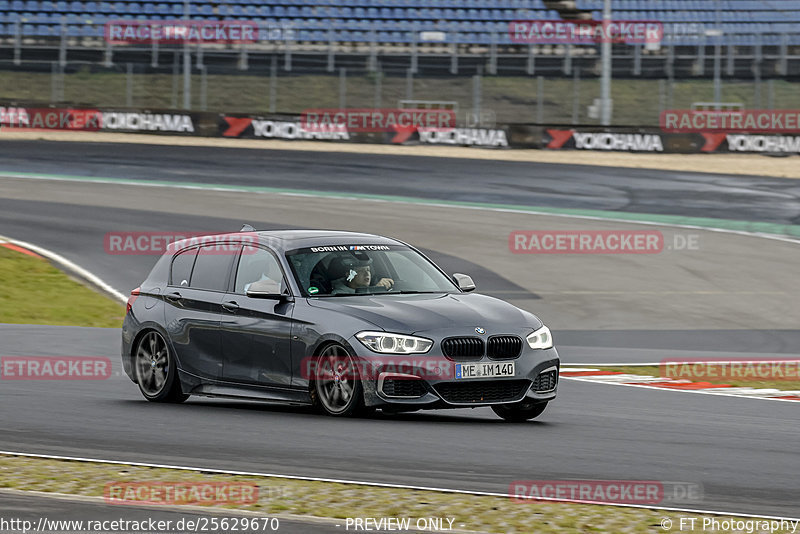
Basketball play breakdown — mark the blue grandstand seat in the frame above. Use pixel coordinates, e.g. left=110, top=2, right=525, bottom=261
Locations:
left=8, top=0, right=800, bottom=46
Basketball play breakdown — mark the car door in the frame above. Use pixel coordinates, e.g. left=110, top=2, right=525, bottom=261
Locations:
left=163, top=244, right=235, bottom=381
left=219, top=244, right=295, bottom=387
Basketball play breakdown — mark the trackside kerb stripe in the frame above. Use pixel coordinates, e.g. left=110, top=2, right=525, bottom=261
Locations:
left=0, top=234, right=126, bottom=303
left=560, top=369, right=800, bottom=403
left=2, top=170, right=800, bottom=242
left=0, top=451, right=798, bottom=521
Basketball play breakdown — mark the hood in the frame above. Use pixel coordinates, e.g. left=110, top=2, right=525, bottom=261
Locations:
left=306, top=292, right=541, bottom=334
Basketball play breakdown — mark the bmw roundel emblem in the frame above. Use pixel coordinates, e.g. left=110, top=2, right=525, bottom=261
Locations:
left=475, top=327, right=486, bottom=335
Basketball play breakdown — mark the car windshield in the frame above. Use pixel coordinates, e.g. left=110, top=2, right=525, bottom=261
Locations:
left=285, top=244, right=458, bottom=297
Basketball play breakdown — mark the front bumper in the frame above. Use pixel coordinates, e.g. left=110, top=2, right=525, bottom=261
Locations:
left=349, top=342, right=560, bottom=409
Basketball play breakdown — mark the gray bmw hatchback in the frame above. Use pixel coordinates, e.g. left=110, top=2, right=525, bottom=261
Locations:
left=122, top=229, right=559, bottom=421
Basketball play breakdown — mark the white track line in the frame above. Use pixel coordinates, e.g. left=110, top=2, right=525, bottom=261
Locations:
left=560, top=376, right=800, bottom=403
left=3, top=171, right=800, bottom=247
left=1, top=450, right=798, bottom=522
left=0, top=234, right=126, bottom=303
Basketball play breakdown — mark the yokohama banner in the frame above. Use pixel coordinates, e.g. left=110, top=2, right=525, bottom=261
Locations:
left=2, top=102, right=796, bottom=154
left=0, top=106, right=200, bottom=134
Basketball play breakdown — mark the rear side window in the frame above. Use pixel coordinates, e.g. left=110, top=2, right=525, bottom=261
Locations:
left=170, top=248, right=197, bottom=287
left=189, top=245, right=235, bottom=292
left=235, top=245, right=286, bottom=294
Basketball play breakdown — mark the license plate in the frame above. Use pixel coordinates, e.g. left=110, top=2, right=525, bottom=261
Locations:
left=455, top=362, right=515, bottom=380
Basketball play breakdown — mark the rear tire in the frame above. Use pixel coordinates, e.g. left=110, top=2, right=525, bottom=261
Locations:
left=492, top=401, right=547, bottom=422
left=134, top=330, right=189, bottom=403
left=311, top=343, right=368, bottom=417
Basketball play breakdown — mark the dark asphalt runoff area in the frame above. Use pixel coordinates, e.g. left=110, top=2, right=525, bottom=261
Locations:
left=1, top=140, right=799, bottom=521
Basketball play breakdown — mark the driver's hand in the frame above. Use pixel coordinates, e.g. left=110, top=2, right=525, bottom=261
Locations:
left=375, top=278, right=394, bottom=289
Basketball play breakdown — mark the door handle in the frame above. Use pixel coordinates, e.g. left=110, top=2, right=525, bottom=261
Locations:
left=165, top=291, right=182, bottom=302
left=222, top=300, right=240, bottom=311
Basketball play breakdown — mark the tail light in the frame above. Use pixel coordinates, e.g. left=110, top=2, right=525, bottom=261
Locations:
left=126, top=287, right=140, bottom=314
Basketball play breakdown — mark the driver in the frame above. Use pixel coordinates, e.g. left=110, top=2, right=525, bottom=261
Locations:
left=331, top=256, right=394, bottom=294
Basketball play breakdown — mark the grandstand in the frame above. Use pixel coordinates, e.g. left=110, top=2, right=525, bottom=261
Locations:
left=0, top=0, right=798, bottom=125
left=1, top=0, right=799, bottom=46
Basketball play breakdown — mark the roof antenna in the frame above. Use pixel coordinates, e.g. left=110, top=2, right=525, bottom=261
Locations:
left=240, top=224, right=256, bottom=232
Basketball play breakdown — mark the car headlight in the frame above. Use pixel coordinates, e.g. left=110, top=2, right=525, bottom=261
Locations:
left=526, top=325, right=553, bottom=350
left=356, top=331, right=433, bottom=354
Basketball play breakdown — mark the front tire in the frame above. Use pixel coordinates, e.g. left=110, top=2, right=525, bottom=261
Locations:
left=492, top=401, right=547, bottom=422
left=311, top=343, right=367, bottom=417
left=134, top=330, right=189, bottom=403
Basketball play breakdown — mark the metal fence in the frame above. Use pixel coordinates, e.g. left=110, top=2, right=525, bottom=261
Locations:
left=1, top=23, right=799, bottom=126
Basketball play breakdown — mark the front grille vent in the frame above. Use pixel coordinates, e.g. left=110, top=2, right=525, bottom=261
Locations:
left=382, top=379, right=427, bottom=398
left=434, top=380, right=530, bottom=404
left=441, top=337, right=485, bottom=360
left=487, top=335, right=523, bottom=359
left=532, top=369, right=558, bottom=392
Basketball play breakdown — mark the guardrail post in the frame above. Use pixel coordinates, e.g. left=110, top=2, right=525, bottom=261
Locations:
left=571, top=66, right=580, bottom=124
left=200, top=66, right=207, bottom=111
left=238, top=43, right=248, bottom=71
left=405, top=67, right=413, bottom=100
left=778, top=33, right=788, bottom=76
left=374, top=61, right=382, bottom=108
left=368, top=23, right=377, bottom=72
left=171, top=51, right=179, bottom=108
left=126, top=63, right=133, bottom=107
left=753, top=34, right=762, bottom=108
left=339, top=67, right=346, bottom=109
left=411, top=22, right=418, bottom=74
left=327, top=26, right=335, bottom=73
left=151, top=37, right=158, bottom=68
left=13, top=21, right=21, bottom=65
left=449, top=30, right=458, bottom=75
left=284, top=33, right=293, bottom=72
left=472, top=66, right=482, bottom=122
left=726, top=42, right=734, bottom=76
left=489, top=31, right=497, bottom=75
left=59, top=18, right=67, bottom=67
left=536, top=75, right=544, bottom=123
left=696, top=40, right=705, bottom=76
left=196, top=42, right=203, bottom=69
left=103, top=39, right=112, bottom=67
left=269, top=54, right=277, bottom=113
left=563, top=43, right=571, bottom=76
left=526, top=44, right=535, bottom=75
left=50, top=61, right=58, bottom=103
left=633, top=44, right=641, bottom=76
left=666, top=43, right=674, bottom=80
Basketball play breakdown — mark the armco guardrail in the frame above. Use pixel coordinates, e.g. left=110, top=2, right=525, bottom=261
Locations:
left=1, top=104, right=798, bottom=155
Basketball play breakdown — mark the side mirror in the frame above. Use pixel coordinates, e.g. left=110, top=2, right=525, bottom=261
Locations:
left=452, top=273, right=476, bottom=292
left=246, top=279, right=293, bottom=301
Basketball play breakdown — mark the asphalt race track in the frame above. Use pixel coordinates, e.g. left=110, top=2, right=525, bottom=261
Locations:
left=1, top=140, right=799, bottom=521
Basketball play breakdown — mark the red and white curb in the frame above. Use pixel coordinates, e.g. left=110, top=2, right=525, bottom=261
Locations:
left=560, top=368, right=800, bottom=403
left=0, top=235, right=126, bottom=303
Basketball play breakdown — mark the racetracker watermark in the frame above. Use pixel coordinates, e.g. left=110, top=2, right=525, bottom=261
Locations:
left=300, top=108, right=456, bottom=133
left=510, top=480, right=702, bottom=505
left=661, top=359, right=800, bottom=382
left=104, top=482, right=260, bottom=506
left=509, top=230, right=700, bottom=254
left=104, top=20, right=258, bottom=44
left=104, top=232, right=259, bottom=255
left=301, top=356, right=456, bottom=381
left=509, top=20, right=663, bottom=44
left=660, top=109, right=800, bottom=134
left=0, top=356, right=111, bottom=380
